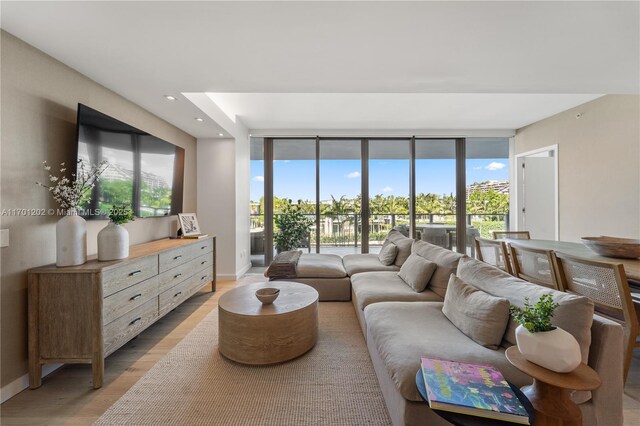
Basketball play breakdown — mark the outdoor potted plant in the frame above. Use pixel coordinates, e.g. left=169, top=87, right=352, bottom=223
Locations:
left=274, top=202, right=313, bottom=253
left=510, top=294, right=581, bottom=373
left=98, top=204, right=135, bottom=261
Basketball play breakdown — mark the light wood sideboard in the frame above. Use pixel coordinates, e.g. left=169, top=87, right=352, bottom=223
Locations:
left=28, top=236, right=216, bottom=389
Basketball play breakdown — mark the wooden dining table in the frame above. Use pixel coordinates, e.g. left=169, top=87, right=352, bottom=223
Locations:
left=504, top=239, right=640, bottom=283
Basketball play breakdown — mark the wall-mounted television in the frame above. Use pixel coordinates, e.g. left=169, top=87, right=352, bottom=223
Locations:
left=76, top=104, right=185, bottom=219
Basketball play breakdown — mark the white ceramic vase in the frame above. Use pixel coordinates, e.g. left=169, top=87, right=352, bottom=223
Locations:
left=515, top=324, right=581, bottom=373
left=56, top=209, right=87, bottom=267
left=98, top=222, right=129, bottom=261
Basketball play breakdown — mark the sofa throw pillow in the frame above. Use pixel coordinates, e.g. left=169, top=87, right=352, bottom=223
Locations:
left=397, top=253, right=437, bottom=292
left=442, top=274, right=510, bottom=350
left=378, top=242, right=398, bottom=266
left=386, top=229, right=414, bottom=267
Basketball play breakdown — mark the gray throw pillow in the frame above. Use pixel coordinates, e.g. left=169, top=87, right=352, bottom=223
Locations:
left=378, top=242, right=398, bottom=266
left=397, top=253, right=437, bottom=292
left=442, top=274, right=510, bottom=350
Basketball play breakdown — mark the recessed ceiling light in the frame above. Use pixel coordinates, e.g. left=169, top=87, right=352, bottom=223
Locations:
left=164, top=95, right=176, bottom=101
left=195, top=118, right=204, bottom=122
left=218, top=133, right=224, bottom=137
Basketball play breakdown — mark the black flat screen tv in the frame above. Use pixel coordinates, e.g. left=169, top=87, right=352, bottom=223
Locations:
left=76, top=104, right=185, bottom=219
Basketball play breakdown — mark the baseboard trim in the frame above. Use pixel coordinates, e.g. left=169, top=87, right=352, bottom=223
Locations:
left=236, top=262, right=251, bottom=279
left=216, top=262, right=252, bottom=281
left=1, top=363, right=62, bottom=403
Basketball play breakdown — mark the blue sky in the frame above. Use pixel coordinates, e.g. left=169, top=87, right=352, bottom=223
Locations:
left=250, top=158, right=508, bottom=202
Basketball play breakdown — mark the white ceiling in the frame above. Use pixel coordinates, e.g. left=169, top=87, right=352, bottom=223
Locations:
left=206, top=92, right=603, bottom=130
left=1, top=1, right=638, bottom=137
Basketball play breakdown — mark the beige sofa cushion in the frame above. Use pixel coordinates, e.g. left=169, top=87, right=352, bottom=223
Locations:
left=456, top=256, right=594, bottom=364
left=351, top=271, right=443, bottom=312
left=296, top=254, right=347, bottom=278
left=386, top=230, right=414, bottom=267
left=364, top=301, right=532, bottom=402
left=442, top=274, right=510, bottom=350
left=378, top=242, right=398, bottom=266
left=411, top=240, right=464, bottom=298
left=343, top=254, right=400, bottom=276
left=397, top=254, right=437, bottom=292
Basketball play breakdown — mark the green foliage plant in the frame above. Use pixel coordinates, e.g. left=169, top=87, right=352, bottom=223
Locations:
left=274, top=201, right=313, bottom=252
left=108, top=204, right=135, bottom=225
left=509, top=294, right=559, bottom=333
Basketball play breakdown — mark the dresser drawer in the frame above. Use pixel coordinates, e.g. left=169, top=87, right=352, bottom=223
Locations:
left=157, top=253, right=213, bottom=294
left=102, top=256, right=158, bottom=297
left=103, top=275, right=159, bottom=325
left=103, top=298, right=158, bottom=356
left=159, top=279, right=192, bottom=317
left=158, top=239, right=213, bottom=273
left=188, top=266, right=215, bottom=294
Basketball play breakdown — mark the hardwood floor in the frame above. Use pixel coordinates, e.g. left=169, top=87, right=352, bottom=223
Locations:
left=2, top=274, right=640, bottom=425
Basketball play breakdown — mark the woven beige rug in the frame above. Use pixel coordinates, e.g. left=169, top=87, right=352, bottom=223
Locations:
left=95, top=302, right=391, bottom=425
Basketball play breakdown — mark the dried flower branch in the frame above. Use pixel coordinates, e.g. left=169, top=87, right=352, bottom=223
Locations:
left=36, top=159, right=109, bottom=210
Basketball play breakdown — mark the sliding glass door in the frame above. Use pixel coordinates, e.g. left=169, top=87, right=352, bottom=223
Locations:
left=368, top=139, right=411, bottom=253
left=250, top=136, right=510, bottom=267
left=319, top=140, right=362, bottom=254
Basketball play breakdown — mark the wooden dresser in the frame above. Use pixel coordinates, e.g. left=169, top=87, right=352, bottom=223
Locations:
left=27, top=236, right=216, bottom=389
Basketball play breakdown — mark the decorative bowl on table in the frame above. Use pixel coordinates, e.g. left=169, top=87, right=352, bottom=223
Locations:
left=255, top=287, right=280, bottom=304
left=581, top=236, right=640, bottom=259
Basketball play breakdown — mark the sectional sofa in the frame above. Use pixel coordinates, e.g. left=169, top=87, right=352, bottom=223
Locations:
left=273, top=230, right=624, bottom=425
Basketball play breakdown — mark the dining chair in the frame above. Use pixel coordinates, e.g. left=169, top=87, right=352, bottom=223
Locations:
left=493, top=230, right=531, bottom=240
left=474, top=237, right=513, bottom=275
left=508, top=243, right=561, bottom=290
left=421, top=227, right=449, bottom=249
left=554, top=252, right=639, bottom=383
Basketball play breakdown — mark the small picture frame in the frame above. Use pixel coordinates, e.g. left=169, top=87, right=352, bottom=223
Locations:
left=178, top=213, right=201, bottom=236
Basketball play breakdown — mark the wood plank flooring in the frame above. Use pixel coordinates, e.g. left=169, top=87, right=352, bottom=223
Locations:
left=2, top=274, right=640, bottom=425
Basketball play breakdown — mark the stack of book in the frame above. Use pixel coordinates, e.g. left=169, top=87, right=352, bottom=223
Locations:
left=420, top=357, right=530, bottom=424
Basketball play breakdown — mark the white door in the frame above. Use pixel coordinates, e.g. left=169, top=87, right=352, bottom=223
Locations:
left=518, top=152, right=557, bottom=240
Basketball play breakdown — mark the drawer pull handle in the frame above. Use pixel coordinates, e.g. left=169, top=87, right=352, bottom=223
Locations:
left=201, top=275, right=207, bottom=280
left=174, top=255, right=183, bottom=260
left=129, top=317, right=142, bottom=326
left=201, top=261, right=207, bottom=265
left=130, top=293, right=142, bottom=301
left=201, top=246, right=206, bottom=250
left=174, top=291, right=182, bottom=298
left=174, top=273, right=182, bottom=279
left=129, top=270, right=142, bottom=276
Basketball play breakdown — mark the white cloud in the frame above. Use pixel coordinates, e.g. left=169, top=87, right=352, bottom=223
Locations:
left=252, top=175, right=264, bottom=182
left=485, top=162, right=506, bottom=171
left=382, top=186, right=393, bottom=193
left=346, top=171, right=360, bottom=179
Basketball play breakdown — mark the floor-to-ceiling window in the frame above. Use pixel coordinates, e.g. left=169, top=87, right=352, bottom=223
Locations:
left=319, top=139, right=362, bottom=254
left=250, top=136, right=510, bottom=267
left=273, top=139, right=317, bottom=256
left=465, top=137, right=510, bottom=255
left=414, top=139, right=458, bottom=250
left=368, top=139, right=411, bottom=253
left=249, top=138, right=265, bottom=266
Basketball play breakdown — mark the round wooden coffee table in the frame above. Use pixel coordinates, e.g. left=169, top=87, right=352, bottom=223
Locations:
left=218, top=281, right=319, bottom=365
left=505, top=346, right=601, bottom=426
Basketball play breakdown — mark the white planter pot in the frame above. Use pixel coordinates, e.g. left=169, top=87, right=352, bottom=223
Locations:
left=98, top=222, right=129, bottom=261
left=56, top=210, right=87, bottom=267
left=515, top=324, right=582, bottom=373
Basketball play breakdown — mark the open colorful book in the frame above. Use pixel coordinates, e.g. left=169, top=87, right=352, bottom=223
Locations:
left=421, top=357, right=530, bottom=425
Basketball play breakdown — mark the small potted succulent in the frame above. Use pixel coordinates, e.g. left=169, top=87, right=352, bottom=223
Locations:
left=98, top=204, right=135, bottom=261
left=510, top=294, right=581, bottom=373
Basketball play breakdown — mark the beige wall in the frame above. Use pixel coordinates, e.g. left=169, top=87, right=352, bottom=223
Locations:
left=515, top=95, right=640, bottom=242
left=0, top=32, right=197, bottom=388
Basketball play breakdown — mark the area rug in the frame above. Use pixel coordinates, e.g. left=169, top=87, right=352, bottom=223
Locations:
left=95, top=302, right=392, bottom=425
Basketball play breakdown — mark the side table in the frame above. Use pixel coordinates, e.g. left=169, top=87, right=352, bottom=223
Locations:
left=505, top=346, right=601, bottom=426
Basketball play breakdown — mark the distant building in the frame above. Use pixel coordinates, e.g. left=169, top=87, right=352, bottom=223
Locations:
left=466, top=180, right=509, bottom=196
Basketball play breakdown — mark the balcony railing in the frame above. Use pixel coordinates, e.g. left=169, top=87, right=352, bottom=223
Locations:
left=250, top=213, right=509, bottom=251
